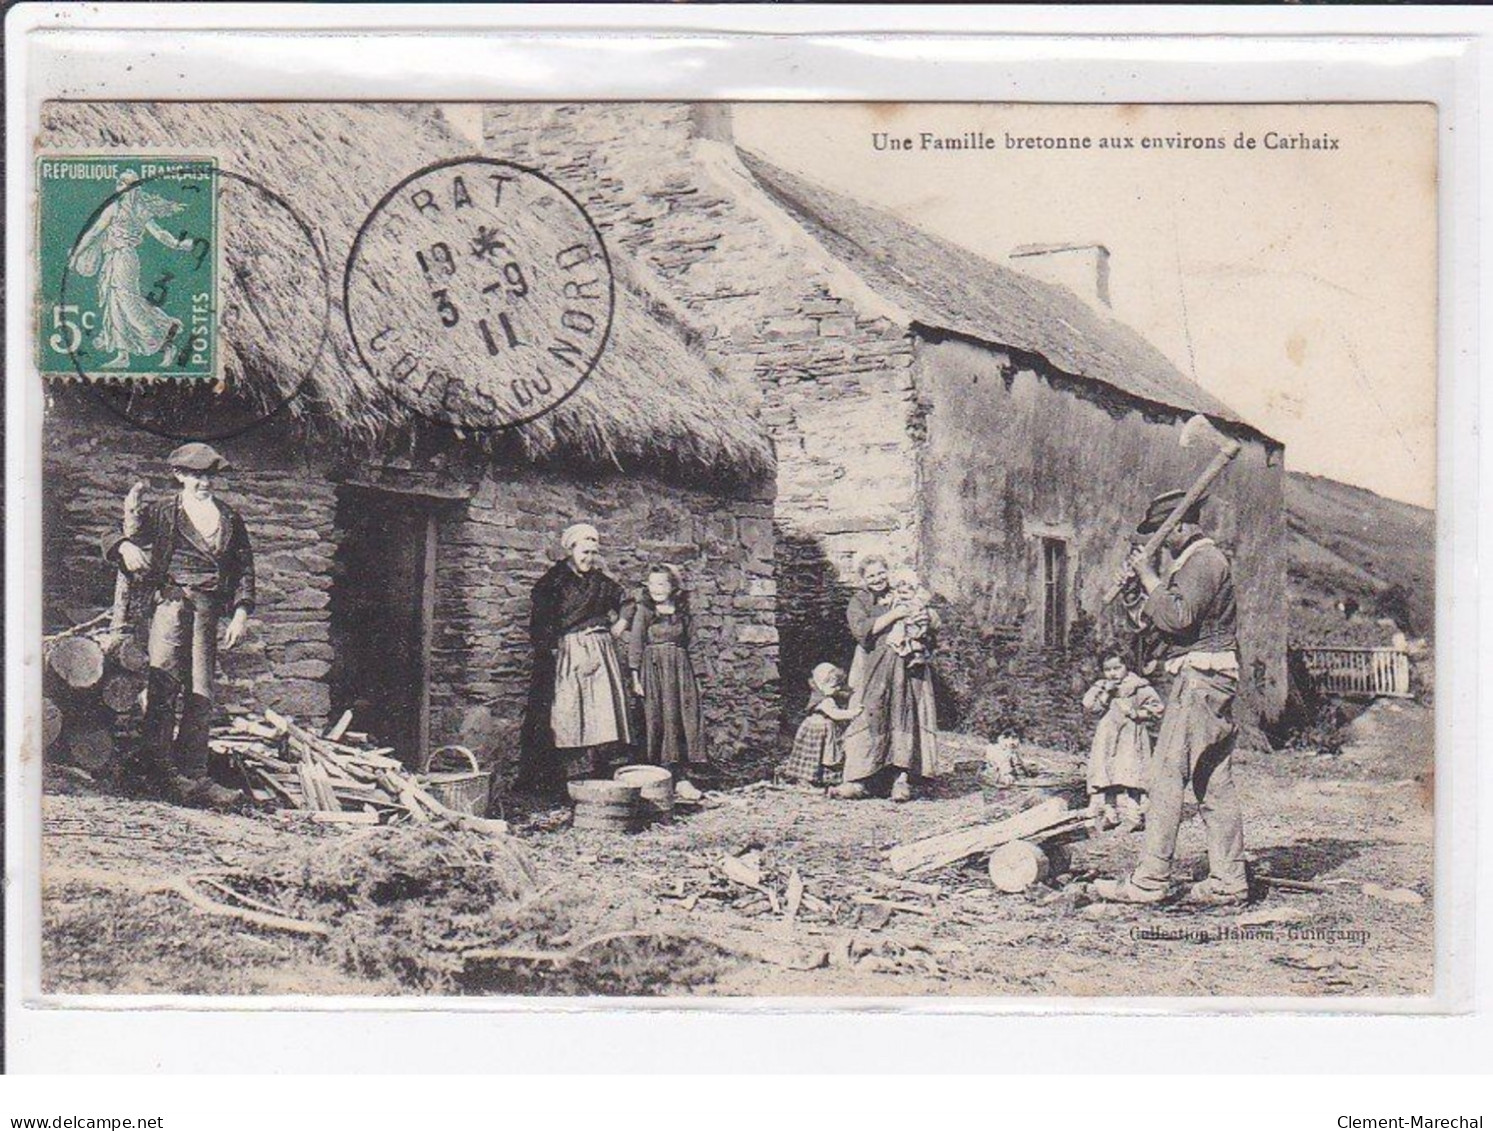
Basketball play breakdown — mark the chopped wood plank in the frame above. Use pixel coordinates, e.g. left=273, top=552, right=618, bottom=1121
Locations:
left=851, top=893, right=933, bottom=916
left=401, top=779, right=452, bottom=818
left=231, top=718, right=283, bottom=739
left=866, top=872, right=944, bottom=898
left=454, top=814, right=509, bottom=835
left=254, top=775, right=301, bottom=807
left=1030, top=815, right=1094, bottom=841
left=311, top=810, right=380, bottom=825
left=886, top=797, right=1072, bottom=875
left=296, top=763, right=319, bottom=811
left=399, top=788, right=431, bottom=823
left=325, top=710, right=354, bottom=741
left=314, top=765, right=342, bottom=812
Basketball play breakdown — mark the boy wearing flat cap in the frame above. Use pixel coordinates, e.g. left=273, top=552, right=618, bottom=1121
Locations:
left=1094, top=489, right=1249, bottom=907
left=102, top=442, right=255, bottom=808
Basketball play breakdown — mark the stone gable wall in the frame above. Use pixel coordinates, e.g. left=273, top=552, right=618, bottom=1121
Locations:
left=483, top=104, right=923, bottom=709
left=918, top=337, right=1288, bottom=740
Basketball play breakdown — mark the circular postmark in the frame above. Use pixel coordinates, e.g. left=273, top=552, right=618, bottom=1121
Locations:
left=343, top=157, right=615, bottom=432
left=53, top=163, right=331, bottom=442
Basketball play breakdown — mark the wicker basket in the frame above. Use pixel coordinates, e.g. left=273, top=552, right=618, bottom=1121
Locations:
left=418, top=745, right=489, bottom=816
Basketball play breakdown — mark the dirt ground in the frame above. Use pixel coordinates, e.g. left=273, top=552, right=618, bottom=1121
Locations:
left=40, top=699, right=1434, bottom=999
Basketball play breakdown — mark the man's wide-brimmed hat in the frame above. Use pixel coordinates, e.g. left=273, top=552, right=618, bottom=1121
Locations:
left=167, top=442, right=229, bottom=473
left=1136, top=489, right=1206, bottom=535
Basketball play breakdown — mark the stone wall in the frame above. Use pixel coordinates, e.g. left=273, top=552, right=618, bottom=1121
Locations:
left=43, top=394, right=339, bottom=726
left=916, top=336, right=1289, bottom=742
left=425, top=467, right=779, bottom=779
left=43, top=394, right=779, bottom=773
left=482, top=104, right=923, bottom=710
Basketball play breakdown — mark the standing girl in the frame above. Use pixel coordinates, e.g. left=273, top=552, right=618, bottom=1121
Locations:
left=1082, top=653, right=1164, bottom=831
left=628, top=564, right=707, bottom=798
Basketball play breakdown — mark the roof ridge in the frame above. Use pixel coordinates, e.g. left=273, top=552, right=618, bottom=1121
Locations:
left=735, top=147, right=1265, bottom=438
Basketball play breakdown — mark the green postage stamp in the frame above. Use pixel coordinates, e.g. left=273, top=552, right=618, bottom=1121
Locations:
left=37, top=155, right=219, bottom=380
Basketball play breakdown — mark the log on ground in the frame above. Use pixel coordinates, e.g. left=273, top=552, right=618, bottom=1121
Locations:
left=46, top=636, right=106, bottom=690
left=887, top=796, right=1072, bottom=875
left=62, top=725, right=115, bottom=773
left=42, top=697, right=64, bottom=749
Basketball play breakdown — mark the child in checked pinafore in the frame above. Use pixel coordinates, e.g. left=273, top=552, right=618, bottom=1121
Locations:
left=780, top=663, right=861, bottom=788
left=1082, top=653, right=1164, bottom=831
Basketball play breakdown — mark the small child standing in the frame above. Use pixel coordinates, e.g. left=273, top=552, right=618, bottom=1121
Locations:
left=1082, top=653, right=1164, bottom=831
left=885, top=566, right=937, bottom=671
left=628, top=564, right=707, bottom=800
left=780, top=663, right=860, bottom=788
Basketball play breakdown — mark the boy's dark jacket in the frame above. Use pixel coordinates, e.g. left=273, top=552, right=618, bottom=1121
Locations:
left=101, top=496, right=256, bottom=615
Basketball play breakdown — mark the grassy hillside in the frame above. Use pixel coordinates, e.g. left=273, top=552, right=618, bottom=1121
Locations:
left=1286, top=471, right=1435, bottom=646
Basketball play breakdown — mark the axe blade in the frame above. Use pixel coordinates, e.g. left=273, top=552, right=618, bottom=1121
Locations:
left=1180, top=413, right=1241, bottom=456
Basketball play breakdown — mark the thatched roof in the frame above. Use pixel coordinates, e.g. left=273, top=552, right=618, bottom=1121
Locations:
left=738, top=150, right=1264, bottom=435
left=39, top=103, right=772, bottom=482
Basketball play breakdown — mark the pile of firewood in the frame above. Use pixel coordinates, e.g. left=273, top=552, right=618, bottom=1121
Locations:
left=44, top=482, right=157, bottom=775
left=43, top=611, right=150, bottom=774
left=211, top=709, right=504, bottom=832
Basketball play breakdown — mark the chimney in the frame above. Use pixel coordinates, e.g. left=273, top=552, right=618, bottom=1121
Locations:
left=1009, top=242, right=1111, bottom=309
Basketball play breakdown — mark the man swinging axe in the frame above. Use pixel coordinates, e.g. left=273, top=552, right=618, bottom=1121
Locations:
left=1093, top=414, right=1250, bottom=907
left=102, top=443, right=254, bottom=809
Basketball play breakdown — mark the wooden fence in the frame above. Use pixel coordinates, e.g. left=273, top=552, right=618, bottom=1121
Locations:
left=1293, top=646, right=1413, bottom=699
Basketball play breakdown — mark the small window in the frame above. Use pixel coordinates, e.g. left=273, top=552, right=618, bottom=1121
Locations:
left=1041, top=537, right=1068, bottom=648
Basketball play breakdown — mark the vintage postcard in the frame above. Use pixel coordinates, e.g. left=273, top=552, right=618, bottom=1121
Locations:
left=34, top=100, right=1436, bottom=999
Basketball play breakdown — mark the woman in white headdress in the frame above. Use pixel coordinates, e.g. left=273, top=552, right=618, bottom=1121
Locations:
left=512, top=522, right=634, bottom=795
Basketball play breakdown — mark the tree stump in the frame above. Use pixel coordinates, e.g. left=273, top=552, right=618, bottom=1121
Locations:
left=988, top=840, right=1052, bottom=893
left=113, top=638, right=150, bottom=674
left=100, top=671, right=146, bottom=715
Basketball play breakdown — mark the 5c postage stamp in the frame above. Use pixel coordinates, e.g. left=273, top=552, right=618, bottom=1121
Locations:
left=37, top=154, right=220, bottom=382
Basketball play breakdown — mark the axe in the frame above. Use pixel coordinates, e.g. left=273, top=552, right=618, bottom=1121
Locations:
left=1102, top=414, right=1241, bottom=605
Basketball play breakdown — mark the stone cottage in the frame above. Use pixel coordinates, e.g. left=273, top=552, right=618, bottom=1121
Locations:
left=41, top=98, right=1288, bottom=780
left=479, top=103, right=1289, bottom=738
left=40, top=103, right=779, bottom=773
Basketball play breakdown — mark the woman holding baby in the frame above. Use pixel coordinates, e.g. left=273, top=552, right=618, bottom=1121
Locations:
left=832, top=554, right=941, bottom=802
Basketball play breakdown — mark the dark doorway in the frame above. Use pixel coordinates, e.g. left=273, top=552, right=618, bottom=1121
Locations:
left=330, top=486, right=438, bottom=767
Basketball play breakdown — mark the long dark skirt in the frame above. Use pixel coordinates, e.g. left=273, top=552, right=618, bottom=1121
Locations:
left=640, top=642, right=706, bottom=767
left=841, top=644, right=939, bottom=783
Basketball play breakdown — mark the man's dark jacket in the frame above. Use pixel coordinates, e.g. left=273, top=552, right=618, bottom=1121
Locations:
left=102, top=496, right=256, bottom=615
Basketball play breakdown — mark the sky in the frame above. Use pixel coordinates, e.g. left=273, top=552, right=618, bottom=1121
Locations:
left=735, top=103, right=1437, bottom=509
